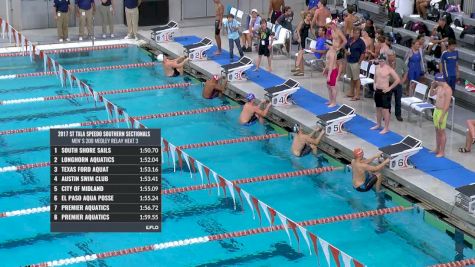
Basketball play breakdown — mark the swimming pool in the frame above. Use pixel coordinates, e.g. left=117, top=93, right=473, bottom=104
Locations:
left=0, top=45, right=474, bottom=267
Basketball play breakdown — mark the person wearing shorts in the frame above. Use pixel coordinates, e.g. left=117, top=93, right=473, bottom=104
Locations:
left=254, top=19, right=275, bottom=72
left=430, top=73, right=453, bottom=157
left=345, top=28, right=366, bottom=100
left=440, top=39, right=458, bottom=92
left=351, top=148, right=389, bottom=193
left=370, top=54, right=400, bottom=134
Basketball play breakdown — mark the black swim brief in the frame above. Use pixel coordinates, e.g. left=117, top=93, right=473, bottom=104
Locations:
left=299, top=143, right=313, bottom=157
left=215, top=20, right=221, bottom=35
left=171, top=68, right=180, bottom=77
left=243, top=114, right=258, bottom=126
left=374, top=89, right=391, bottom=109
left=355, top=172, right=378, bottom=192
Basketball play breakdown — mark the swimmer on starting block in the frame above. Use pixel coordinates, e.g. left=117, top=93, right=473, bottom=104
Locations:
left=158, top=54, right=189, bottom=77
left=239, top=93, right=271, bottom=126
left=351, top=148, right=390, bottom=192
left=202, top=75, right=227, bottom=99
left=291, top=124, right=325, bottom=157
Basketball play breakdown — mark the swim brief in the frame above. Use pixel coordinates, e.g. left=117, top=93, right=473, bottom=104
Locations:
left=299, top=143, right=313, bottom=157
left=374, top=89, right=391, bottom=109
left=327, top=68, right=339, bottom=86
left=215, top=20, right=221, bottom=35
left=171, top=68, right=180, bottom=77
left=433, top=108, right=448, bottom=129
left=243, top=114, right=258, bottom=126
left=355, top=172, right=378, bottom=192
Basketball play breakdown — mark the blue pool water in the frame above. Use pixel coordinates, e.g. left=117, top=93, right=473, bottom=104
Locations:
left=0, top=46, right=474, bottom=267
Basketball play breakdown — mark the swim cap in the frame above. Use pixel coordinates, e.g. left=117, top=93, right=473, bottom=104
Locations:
left=293, top=124, right=300, bottom=133
left=245, top=93, right=255, bottom=101
left=353, top=148, right=364, bottom=158
left=156, top=54, right=164, bottom=62
left=212, top=75, right=220, bottom=81
left=434, top=73, right=445, bottom=82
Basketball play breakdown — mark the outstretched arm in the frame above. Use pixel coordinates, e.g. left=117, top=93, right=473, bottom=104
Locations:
left=362, top=153, right=382, bottom=164
left=366, top=158, right=390, bottom=172
left=256, top=102, right=272, bottom=117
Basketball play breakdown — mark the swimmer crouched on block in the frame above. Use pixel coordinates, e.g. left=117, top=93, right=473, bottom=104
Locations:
left=351, top=148, right=390, bottom=192
left=203, top=75, right=227, bottom=99
left=158, top=54, right=189, bottom=77
left=291, top=124, right=325, bottom=157
left=239, top=93, right=272, bottom=125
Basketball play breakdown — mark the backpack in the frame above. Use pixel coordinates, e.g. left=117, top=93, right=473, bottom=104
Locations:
left=411, top=22, right=428, bottom=35
left=387, top=12, right=403, bottom=28
left=404, top=21, right=414, bottom=31
left=400, top=36, right=413, bottom=48
left=427, top=6, right=440, bottom=22
left=460, top=25, right=475, bottom=38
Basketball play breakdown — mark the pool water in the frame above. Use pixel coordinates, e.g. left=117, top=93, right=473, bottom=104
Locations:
left=0, top=46, right=473, bottom=267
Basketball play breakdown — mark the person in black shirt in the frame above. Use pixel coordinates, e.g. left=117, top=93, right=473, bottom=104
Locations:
left=254, top=19, right=275, bottom=72
left=431, top=17, right=456, bottom=52
left=364, top=19, right=375, bottom=39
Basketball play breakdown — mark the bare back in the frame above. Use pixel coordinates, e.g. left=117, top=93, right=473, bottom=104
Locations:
left=215, top=2, right=224, bottom=20
left=351, top=159, right=370, bottom=187
left=344, top=14, right=356, bottom=35
left=291, top=133, right=307, bottom=156
left=239, top=102, right=259, bottom=124
left=202, top=80, right=217, bottom=98
left=314, top=7, right=330, bottom=27
left=270, top=0, right=284, bottom=11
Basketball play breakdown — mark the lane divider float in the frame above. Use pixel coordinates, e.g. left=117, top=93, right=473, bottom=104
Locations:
left=0, top=44, right=129, bottom=58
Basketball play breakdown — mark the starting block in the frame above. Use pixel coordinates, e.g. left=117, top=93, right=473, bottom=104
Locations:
left=379, top=135, right=422, bottom=170
left=183, top=37, right=213, bottom=61
left=151, top=21, right=179, bottom=43
left=455, top=184, right=475, bottom=215
left=316, top=104, right=356, bottom=135
left=221, top=56, right=253, bottom=82
left=264, top=79, right=300, bottom=106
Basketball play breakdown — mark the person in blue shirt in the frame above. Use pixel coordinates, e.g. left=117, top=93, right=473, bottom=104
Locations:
left=75, top=0, right=95, bottom=41
left=124, top=0, right=142, bottom=40
left=301, top=0, right=319, bottom=19
left=53, top=0, right=71, bottom=42
left=439, top=39, right=459, bottom=92
left=345, top=28, right=366, bottom=100
left=292, top=26, right=327, bottom=76
left=223, top=14, right=244, bottom=60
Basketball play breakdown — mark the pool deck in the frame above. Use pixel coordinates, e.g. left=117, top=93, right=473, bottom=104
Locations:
left=137, top=28, right=475, bottom=237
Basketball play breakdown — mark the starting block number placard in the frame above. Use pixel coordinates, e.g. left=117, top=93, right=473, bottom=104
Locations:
left=155, top=31, right=175, bottom=43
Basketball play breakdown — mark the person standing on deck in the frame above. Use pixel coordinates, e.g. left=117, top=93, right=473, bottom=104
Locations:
left=439, top=39, right=459, bottom=92
left=268, top=0, right=285, bottom=24
left=75, top=0, right=95, bottom=41
left=53, top=0, right=71, bottom=42
left=311, top=0, right=330, bottom=34
left=223, top=14, right=244, bottom=61
left=213, top=0, right=224, bottom=55
left=387, top=50, right=407, bottom=122
left=323, top=38, right=339, bottom=107
left=345, top=28, right=366, bottom=101
left=430, top=73, right=453, bottom=158
left=99, top=0, right=115, bottom=39
left=370, top=54, right=400, bottom=135
left=124, top=0, right=141, bottom=40
left=351, top=148, right=389, bottom=192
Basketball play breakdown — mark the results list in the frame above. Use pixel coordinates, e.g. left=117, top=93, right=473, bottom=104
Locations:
left=50, top=129, right=161, bottom=232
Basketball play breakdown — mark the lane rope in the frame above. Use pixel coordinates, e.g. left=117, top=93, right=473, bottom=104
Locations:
left=0, top=133, right=284, bottom=173
left=0, top=82, right=190, bottom=105
left=0, top=166, right=335, bottom=218
left=0, top=44, right=129, bottom=58
left=26, top=206, right=408, bottom=267
left=429, top=258, right=475, bottom=267
left=0, top=62, right=157, bottom=80
left=0, top=105, right=237, bottom=136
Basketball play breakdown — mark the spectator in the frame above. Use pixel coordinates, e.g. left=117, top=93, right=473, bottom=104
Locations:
left=371, top=54, right=400, bottom=134
left=75, top=0, right=95, bottom=41
left=311, top=0, right=330, bottom=33
left=53, top=0, right=71, bottom=42
left=440, top=39, right=459, bottom=92
left=364, top=19, right=375, bottom=39
left=254, top=19, right=275, bottom=72
left=99, top=0, right=114, bottom=39
left=275, top=6, right=293, bottom=31
left=429, top=73, right=453, bottom=158
left=404, top=39, right=425, bottom=95
left=361, top=29, right=374, bottom=60
left=387, top=50, right=408, bottom=121
left=241, top=9, right=261, bottom=52
left=124, top=0, right=141, bottom=40
left=292, top=26, right=327, bottom=76
left=416, top=0, right=430, bottom=19
left=345, top=28, right=366, bottom=101
left=268, top=0, right=285, bottom=24
left=343, top=5, right=357, bottom=36
left=302, top=0, right=319, bottom=19
left=294, top=11, right=312, bottom=52
left=459, top=120, right=475, bottom=153
left=374, top=35, right=390, bottom=58
left=223, top=14, right=244, bottom=61
left=429, top=17, right=456, bottom=54
left=275, top=6, right=293, bottom=53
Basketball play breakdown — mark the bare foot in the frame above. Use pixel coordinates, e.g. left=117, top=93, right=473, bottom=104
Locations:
left=253, top=68, right=259, bottom=71
left=268, top=67, right=272, bottom=72
left=379, top=129, right=389, bottom=134
left=328, top=103, right=336, bottom=108
left=370, top=125, right=381, bottom=130
left=214, top=50, right=222, bottom=55
left=436, top=153, right=444, bottom=158
left=429, top=150, right=438, bottom=154
left=325, top=101, right=330, bottom=105
left=346, top=94, right=355, bottom=98
left=350, top=97, right=360, bottom=101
